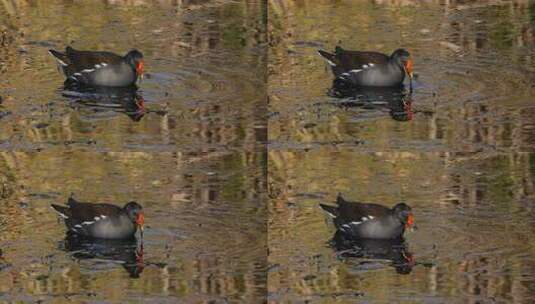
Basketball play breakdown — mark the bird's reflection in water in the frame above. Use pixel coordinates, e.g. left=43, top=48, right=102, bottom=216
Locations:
left=62, top=83, right=146, bottom=122
left=329, top=80, right=414, bottom=122
left=330, top=231, right=415, bottom=274
left=60, top=233, right=144, bottom=278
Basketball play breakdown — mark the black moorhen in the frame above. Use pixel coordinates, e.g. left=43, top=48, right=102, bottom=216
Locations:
left=49, top=46, right=144, bottom=87
left=320, top=194, right=414, bottom=240
left=52, top=197, right=144, bottom=240
left=318, top=46, right=413, bottom=87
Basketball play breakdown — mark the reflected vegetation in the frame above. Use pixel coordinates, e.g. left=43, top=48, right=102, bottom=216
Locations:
left=268, top=0, right=535, bottom=152
left=269, top=150, right=535, bottom=303
left=0, top=0, right=267, bottom=303
left=0, top=149, right=266, bottom=303
left=268, top=3, right=535, bottom=300
left=0, top=0, right=267, bottom=152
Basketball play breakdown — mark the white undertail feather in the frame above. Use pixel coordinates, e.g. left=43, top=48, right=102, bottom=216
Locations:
left=317, top=51, right=337, bottom=66
left=49, top=50, right=68, bottom=66
left=52, top=207, right=69, bottom=219
left=324, top=211, right=337, bottom=218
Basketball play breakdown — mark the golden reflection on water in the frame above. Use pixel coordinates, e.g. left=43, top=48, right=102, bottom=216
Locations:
left=0, top=0, right=267, bottom=303
left=0, top=0, right=266, bottom=152
left=268, top=150, right=535, bottom=303
left=268, top=0, right=535, bottom=152
left=0, top=149, right=266, bottom=302
left=2, top=0, right=535, bottom=303
left=268, top=0, right=535, bottom=303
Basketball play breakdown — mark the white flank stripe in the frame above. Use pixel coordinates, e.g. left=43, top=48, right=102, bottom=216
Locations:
left=81, top=69, right=95, bottom=73
left=101, top=63, right=108, bottom=67
left=349, top=69, right=363, bottom=73
left=75, top=224, right=82, bottom=228
left=82, top=221, right=94, bottom=225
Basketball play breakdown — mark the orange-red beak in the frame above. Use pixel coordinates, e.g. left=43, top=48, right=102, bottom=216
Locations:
left=406, top=213, right=414, bottom=229
left=136, top=212, right=145, bottom=233
left=136, top=60, right=145, bottom=79
left=404, top=58, right=413, bottom=79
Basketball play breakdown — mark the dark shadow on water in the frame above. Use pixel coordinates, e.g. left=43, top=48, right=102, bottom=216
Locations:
left=61, top=83, right=147, bottom=122
left=59, top=233, right=145, bottom=278
left=328, top=81, right=414, bottom=122
left=330, top=231, right=415, bottom=274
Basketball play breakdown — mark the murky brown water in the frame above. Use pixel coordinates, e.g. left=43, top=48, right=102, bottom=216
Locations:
left=1, top=0, right=266, bottom=303
left=269, top=1, right=535, bottom=304
left=2, top=0, right=535, bottom=303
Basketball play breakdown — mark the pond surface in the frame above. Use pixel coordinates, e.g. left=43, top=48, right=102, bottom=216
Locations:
left=268, top=0, right=535, bottom=303
left=1, top=0, right=266, bottom=303
left=2, top=0, right=535, bottom=303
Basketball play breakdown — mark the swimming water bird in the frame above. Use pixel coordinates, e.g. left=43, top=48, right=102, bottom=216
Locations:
left=52, top=197, right=144, bottom=240
left=318, top=47, right=413, bottom=88
left=320, top=194, right=414, bottom=240
left=49, top=46, right=144, bottom=87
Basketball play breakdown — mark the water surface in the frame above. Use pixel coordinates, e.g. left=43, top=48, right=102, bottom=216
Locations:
left=0, top=0, right=267, bottom=303
left=268, top=1, right=535, bottom=303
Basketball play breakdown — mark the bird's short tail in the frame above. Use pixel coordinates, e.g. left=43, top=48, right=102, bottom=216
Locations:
left=317, top=50, right=338, bottom=67
left=48, top=49, right=70, bottom=66
left=51, top=204, right=71, bottom=219
left=319, top=204, right=339, bottom=218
